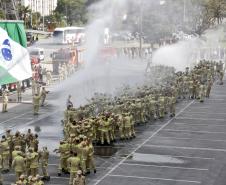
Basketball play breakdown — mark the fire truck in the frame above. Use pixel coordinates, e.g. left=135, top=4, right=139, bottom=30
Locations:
left=51, top=47, right=85, bottom=75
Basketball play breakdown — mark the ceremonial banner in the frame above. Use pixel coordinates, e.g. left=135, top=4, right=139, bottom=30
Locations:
left=0, top=27, right=32, bottom=85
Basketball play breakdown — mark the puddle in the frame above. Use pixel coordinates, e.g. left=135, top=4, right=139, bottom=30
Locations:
left=130, top=153, right=184, bottom=164
left=95, top=146, right=118, bottom=157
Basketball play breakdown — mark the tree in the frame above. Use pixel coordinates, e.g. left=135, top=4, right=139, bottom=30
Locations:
left=31, top=12, right=41, bottom=29
left=0, top=9, right=5, bottom=19
left=18, top=5, right=31, bottom=28
left=206, top=0, right=226, bottom=24
left=55, top=0, right=87, bottom=26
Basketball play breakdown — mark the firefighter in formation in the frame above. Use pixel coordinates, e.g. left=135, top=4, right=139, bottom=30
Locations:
left=56, top=60, right=224, bottom=185
left=0, top=129, right=49, bottom=185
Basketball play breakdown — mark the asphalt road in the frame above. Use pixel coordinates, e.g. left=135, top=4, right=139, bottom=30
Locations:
left=0, top=78, right=226, bottom=185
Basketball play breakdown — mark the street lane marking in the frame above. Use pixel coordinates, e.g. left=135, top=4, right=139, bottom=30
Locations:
left=108, top=174, right=201, bottom=184
left=162, top=129, right=226, bottom=134
left=144, top=144, right=226, bottom=152
left=155, top=136, right=226, bottom=143
left=16, top=117, right=34, bottom=120
left=176, top=117, right=225, bottom=121
left=122, top=163, right=208, bottom=171
left=182, top=112, right=226, bottom=115
left=48, top=163, right=111, bottom=169
left=173, top=122, right=226, bottom=126
left=93, top=100, right=195, bottom=185
left=49, top=176, right=69, bottom=180
left=0, top=112, right=30, bottom=125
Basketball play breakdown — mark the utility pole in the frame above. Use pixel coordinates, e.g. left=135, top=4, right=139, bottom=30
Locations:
left=139, top=0, right=143, bottom=59
left=42, top=0, right=44, bottom=31
left=183, top=0, right=186, bottom=23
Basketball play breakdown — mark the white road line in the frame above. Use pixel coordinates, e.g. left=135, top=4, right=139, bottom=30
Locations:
left=182, top=112, right=226, bottom=115
left=211, top=94, right=226, bottom=97
left=173, top=122, right=226, bottom=126
left=163, top=155, right=213, bottom=160
left=122, top=163, right=208, bottom=171
left=49, top=176, right=69, bottom=180
left=93, top=100, right=195, bottom=185
left=176, top=117, right=225, bottom=121
left=0, top=112, right=30, bottom=125
left=155, top=136, right=226, bottom=143
left=48, top=163, right=110, bottom=169
left=187, top=107, right=209, bottom=109
left=144, top=144, right=226, bottom=152
left=133, top=153, right=213, bottom=160
left=0, top=110, right=59, bottom=136
left=194, top=100, right=226, bottom=103
left=163, top=129, right=226, bottom=134
left=108, top=174, right=201, bottom=184
left=16, top=117, right=34, bottom=120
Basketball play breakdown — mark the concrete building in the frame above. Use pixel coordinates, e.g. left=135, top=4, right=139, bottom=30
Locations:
left=21, top=0, right=57, bottom=16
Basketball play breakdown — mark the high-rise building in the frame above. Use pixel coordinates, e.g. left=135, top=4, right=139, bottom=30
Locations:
left=21, top=0, right=57, bottom=16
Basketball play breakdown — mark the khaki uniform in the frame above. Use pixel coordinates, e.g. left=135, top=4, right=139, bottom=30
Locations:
left=86, top=143, right=96, bottom=173
left=58, top=142, right=70, bottom=174
left=73, top=175, right=86, bottom=185
left=17, top=82, right=22, bottom=102
left=206, top=80, right=213, bottom=98
left=80, top=143, right=89, bottom=174
left=12, top=155, right=25, bottom=181
left=0, top=155, right=3, bottom=184
left=33, top=94, right=41, bottom=115
left=67, top=156, right=81, bottom=185
left=1, top=139, right=10, bottom=171
left=29, top=151, right=39, bottom=176
left=199, top=84, right=205, bottom=102
left=39, top=148, right=49, bottom=178
left=40, top=89, right=48, bottom=106
left=100, top=119, right=110, bottom=144
left=2, top=92, right=8, bottom=113
left=46, top=71, right=52, bottom=85
left=124, top=115, right=132, bottom=139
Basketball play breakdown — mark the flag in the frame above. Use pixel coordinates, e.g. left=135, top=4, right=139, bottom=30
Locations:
left=0, top=27, right=32, bottom=85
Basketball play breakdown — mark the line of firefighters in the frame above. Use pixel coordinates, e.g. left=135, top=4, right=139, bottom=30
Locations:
left=0, top=60, right=224, bottom=185
left=57, top=60, right=224, bottom=185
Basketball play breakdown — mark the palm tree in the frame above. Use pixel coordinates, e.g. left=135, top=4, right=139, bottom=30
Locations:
left=0, top=9, right=5, bottom=19
left=18, top=5, right=31, bottom=28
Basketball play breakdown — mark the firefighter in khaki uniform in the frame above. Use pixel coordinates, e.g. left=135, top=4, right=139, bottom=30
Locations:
left=28, top=148, right=39, bottom=177
left=0, top=154, right=3, bottom=185
left=6, top=129, right=13, bottom=167
left=12, top=152, right=26, bottom=181
left=73, top=170, right=86, bottom=185
left=39, top=147, right=50, bottom=181
left=80, top=140, right=89, bottom=175
left=2, top=90, right=8, bottom=113
left=123, top=113, right=132, bottom=139
left=40, top=87, right=49, bottom=107
left=1, top=135, right=10, bottom=172
left=33, top=93, right=41, bottom=115
left=86, top=139, right=96, bottom=174
left=16, top=81, right=22, bottom=102
left=67, top=152, right=81, bottom=185
left=12, top=146, right=23, bottom=160
left=55, top=140, right=70, bottom=176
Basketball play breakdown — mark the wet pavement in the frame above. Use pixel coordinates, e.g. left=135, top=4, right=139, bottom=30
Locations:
left=0, top=79, right=226, bottom=185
